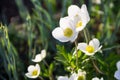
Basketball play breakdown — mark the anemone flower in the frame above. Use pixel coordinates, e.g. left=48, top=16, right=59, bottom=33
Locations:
left=77, top=38, right=102, bottom=56
left=52, top=16, right=78, bottom=42
left=25, top=64, right=40, bottom=78
left=68, top=4, right=90, bottom=32
left=32, top=49, right=46, bottom=62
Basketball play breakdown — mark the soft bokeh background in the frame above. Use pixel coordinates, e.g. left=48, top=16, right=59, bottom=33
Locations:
left=0, top=0, right=120, bottom=80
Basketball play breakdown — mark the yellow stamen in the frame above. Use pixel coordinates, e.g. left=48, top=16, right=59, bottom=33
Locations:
left=86, top=45, right=94, bottom=53
left=76, top=21, right=83, bottom=28
left=77, top=75, right=85, bottom=80
left=32, top=70, right=38, bottom=76
left=63, top=28, right=73, bottom=37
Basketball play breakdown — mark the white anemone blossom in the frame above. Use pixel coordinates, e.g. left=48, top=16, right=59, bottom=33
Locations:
left=114, top=61, right=120, bottom=80
left=25, top=64, right=40, bottom=78
left=92, top=77, right=104, bottom=80
left=57, top=69, right=86, bottom=80
left=52, top=16, right=78, bottom=42
left=68, top=4, right=90, bottom=32
left=32, top=49, right=46, bottom=62
left=77, top=38, right=102, bottom=56
left=74, top=69, right=86, bottom=80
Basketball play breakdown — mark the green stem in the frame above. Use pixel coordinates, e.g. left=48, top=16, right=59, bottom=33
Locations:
left=38, top=76, right=44, bottom=80
left=91, top=58, right=104, bottom=74
left=75, top=41, right=78, bottom=69
left=83, top=28, right=90, bottom=44
left=83, top=29, right=89, bottom=43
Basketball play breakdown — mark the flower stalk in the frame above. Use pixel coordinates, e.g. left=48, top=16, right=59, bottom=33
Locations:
left=75, top=41, right=78, bottom=68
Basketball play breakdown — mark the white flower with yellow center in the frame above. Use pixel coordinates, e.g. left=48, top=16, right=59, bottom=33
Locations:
left=68, top=4, right=90, bottom=32
left=32, top=49, right=46, bottom=62
left=52, top=16, right=78, bottom=42
left=92, top=77, right=103, bottom=80
left=25, top=64, right=40, bottom=78
left=77, top=38, right=102, bottom=56
left=74, top=69, right=86, bottom=80
left=114, top=61, right=120, bottom=80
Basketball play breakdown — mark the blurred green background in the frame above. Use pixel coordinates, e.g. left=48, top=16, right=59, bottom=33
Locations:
left=0, top=0, right=120, bottom=80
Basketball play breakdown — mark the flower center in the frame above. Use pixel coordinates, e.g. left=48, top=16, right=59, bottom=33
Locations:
left=86, top=45, right=94, bottom=53
left=63, top=28, right=73, bottom=37
left=76, top=21, right=83, bottom=28
left=77, top=75, right=85, bottom=80
left=32, top=70, right=38, bottom=76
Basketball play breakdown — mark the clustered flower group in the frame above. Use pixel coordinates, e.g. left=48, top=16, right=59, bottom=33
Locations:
left=52, top=4, right=103, bottom=80
left=52, top=4, right=90, bottom=42
left=52, top=4, right=102, bottom=56
left=25, top=4, right=119, bottom=80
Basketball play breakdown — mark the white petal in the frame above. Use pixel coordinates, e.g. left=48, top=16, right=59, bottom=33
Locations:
left=70, top=31, right=78, bottom=42
left=57, top=76, right=69, bottom=80
left=77, top=43, right=87, bottom=53
left=69, top=73, right=77, bottom=80
left=117, top=61, right=120, bottom=70
left=28, top=65, right=35, bottom=72
left=68, top=5, right=81, bottom=17
left=114, top=70, right=120, bottom=80
left=41, top=49, right=46, bottom=59
left=78, top=69, right=86, bottom=75
left=95, top=45, right=102, bottom=53
left=59, top=17, right=74, bottom=30
left=92, top=77, right=99, bottom=80
left=25, top=72, right=38, bottom=79
left=80, top=4, right=90, bottom=25
left=89, top=38, right=100, bottom=51
left=25, top=73, right=32, bottom=78
left=35, top=64, right=40, bottom=75
left=100, top=77, right=104, bottom=80
left=32, top=54, right=43, bottom=62
left=52, top=27, right=69, bottom=42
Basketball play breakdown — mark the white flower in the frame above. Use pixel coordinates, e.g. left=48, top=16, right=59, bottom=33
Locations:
left=68, top=4, right=90, bottom=32
left=77, top=38, right=102, bottom=56
left=52, top=16, right=78, bottom=42
left=25, top=64, right=40, bottom=78
left=32, top=49, right=46, bottom=62
left=74, top=69, right=86, bottom=80
left=92, top=77, right=103, bottom=80
left=114, top=61, right=120, bottom=80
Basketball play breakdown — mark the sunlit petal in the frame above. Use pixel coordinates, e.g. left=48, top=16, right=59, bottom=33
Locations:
left=77, top=43, right=87, bottom=53
left=68, top=5, right=81, bottom=17
left=117, top=61, right=120, bottom=70
left=52, top=27, right=69, bottom=42
left=89, top=38, right=100, bottom=51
